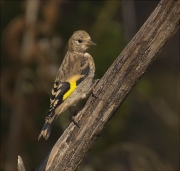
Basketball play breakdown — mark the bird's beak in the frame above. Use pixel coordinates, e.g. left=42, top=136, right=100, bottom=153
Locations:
left=86, top=40, right=96, bottom=46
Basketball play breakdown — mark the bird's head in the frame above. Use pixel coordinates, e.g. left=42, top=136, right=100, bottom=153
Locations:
left=68, top=30, right=96, bottom=53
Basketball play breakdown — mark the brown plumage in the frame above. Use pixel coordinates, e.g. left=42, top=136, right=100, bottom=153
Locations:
left=38, top=30, right=96, bottom=140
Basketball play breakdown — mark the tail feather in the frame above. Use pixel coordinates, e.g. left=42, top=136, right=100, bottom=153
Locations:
left=38, top=115, right=57, bottom=140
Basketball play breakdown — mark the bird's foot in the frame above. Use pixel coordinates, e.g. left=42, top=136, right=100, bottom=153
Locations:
left=71, top=114, right=80, bottom=128
left=69, top=108, right=80, bottom=127
left=92, top=79, right=100, bottom=98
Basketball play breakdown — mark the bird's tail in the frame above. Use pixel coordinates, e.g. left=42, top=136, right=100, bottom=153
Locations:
left=38, top=114, right=57, bottom=140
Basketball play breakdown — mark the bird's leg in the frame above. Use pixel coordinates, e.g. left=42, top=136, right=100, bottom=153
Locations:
left=70, top=79, right=100, bottom=127
left=91, top=79, right=100, bottom=98
left=69, top=107, right=79, bottom=127
left=81, top=79, right=100, bottom=99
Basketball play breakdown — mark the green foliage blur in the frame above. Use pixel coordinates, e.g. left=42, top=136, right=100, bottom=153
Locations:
left=1, top=1, right=179, bottom=171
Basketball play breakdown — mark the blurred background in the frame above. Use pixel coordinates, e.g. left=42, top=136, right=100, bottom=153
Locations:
left=1, top=0, right=179, bottom=171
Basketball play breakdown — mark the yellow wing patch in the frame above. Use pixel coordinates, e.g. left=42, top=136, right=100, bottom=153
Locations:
left=62, top=75, right=81, bottom=100
left=63, top=81, right=77, bottom=100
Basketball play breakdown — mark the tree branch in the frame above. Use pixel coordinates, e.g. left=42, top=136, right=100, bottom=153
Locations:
left=17, top=156, right=26, bottom=171
left=20, top=0, right=180, bottom=170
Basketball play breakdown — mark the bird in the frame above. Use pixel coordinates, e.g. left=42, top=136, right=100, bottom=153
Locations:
left=38, top=30, right=96, bottom=140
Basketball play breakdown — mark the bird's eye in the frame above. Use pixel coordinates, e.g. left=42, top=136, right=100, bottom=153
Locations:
left=78, top=39, right=82, bottom=43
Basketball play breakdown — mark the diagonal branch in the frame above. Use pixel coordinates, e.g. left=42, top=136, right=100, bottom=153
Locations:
left=18, top=0, right=180, bottom=170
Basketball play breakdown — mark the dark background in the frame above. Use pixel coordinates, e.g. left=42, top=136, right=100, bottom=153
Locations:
left=1, top=1, right=179, bottom=170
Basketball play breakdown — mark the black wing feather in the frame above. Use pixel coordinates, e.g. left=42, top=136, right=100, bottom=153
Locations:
left=47, top=82, right=70, bottom=116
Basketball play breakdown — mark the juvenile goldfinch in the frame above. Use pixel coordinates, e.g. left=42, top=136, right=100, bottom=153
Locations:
left=38, top=30, right=96, bottom=140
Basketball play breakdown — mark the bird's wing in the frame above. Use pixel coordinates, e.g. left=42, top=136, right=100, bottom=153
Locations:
left=46, top=53, right=90, bottom=117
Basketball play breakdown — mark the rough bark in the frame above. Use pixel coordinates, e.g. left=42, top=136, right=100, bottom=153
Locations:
left=18, top=0, right=180, bottom=170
